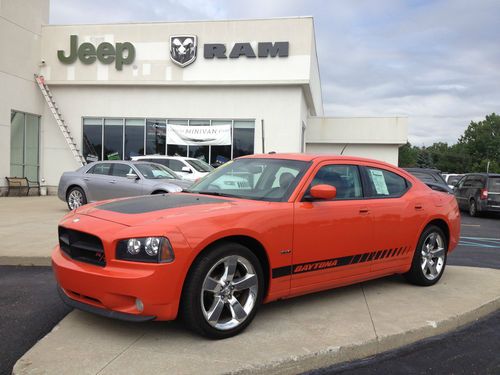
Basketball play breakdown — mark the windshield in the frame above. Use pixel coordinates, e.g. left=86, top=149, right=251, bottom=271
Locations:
left=135, top=163, right=178, bottom=180
left=489, top=177, right=500, bottom=192
left=187, top=158, right=310, bottom=202
left=186, top=159, right=214, bottom=173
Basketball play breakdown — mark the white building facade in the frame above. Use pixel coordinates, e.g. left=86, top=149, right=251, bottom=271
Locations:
left=1, top=0, right=407, bottom=194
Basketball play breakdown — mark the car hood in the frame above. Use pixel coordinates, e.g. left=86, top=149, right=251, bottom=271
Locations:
left=75, top=193, right=264, bottom=227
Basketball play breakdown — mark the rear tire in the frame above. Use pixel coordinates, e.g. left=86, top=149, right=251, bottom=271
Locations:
left=66, top=187, right=87, bottom=210
left=180, top=242, right=264, bottom=339
left=404, top=225, right=447, bottom=286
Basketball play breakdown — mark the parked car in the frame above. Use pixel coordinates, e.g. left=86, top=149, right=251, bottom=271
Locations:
left=53, top=154, right=460, bottom=339
left=453, top=173, right=500, bottom=216
left=58, top=161, right=193, bottom=210
left=403, top=168, right=453, bottom=193
left=442, top=173, right=464, bottom=189
left=131, top=155, right=214, bottom=181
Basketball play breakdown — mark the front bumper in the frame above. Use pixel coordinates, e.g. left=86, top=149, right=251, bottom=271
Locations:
left=52, top=246, right=184, bottom=321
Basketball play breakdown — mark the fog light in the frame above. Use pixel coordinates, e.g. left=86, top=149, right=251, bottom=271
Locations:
left=145, top=237, right=160, bottom=256
left=135, top=298, right=144, bottom=312
left=127, top=239, right=141, bottom=255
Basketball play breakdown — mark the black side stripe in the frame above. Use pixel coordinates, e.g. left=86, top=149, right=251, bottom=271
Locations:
left=272, top=246, right=411, bottom=279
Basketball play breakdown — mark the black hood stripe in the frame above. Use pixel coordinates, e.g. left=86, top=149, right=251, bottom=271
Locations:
left=97, top=194, right=229, bottom=214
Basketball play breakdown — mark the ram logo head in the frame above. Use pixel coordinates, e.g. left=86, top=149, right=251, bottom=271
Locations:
left=170, top=35, right=197, bottom=67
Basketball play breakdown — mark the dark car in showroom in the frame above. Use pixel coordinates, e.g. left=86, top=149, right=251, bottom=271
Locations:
left=403, top=168, right=453, bottom=193
left=454, top=173, right=500, bottom=216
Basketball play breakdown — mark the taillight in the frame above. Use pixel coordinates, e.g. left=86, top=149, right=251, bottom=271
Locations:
left=480, top=189, right=488, bottom=200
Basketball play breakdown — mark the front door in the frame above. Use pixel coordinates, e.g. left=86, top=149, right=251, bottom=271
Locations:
left=107, top=163, right=144, bottom=198
left=291, top=163, right=373, bottom=295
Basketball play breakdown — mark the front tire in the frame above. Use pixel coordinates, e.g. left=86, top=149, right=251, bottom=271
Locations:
left=66, top=187, right=87, bottom=210
left=181, top=242, right=264, bottom=339
left=404, top=225, right=447, bottom=286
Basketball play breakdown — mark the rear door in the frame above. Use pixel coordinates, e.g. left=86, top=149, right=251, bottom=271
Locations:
left=360, top=165, right=418, bottom=273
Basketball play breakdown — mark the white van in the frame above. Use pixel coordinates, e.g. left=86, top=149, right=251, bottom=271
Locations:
left=131, top=156, right=214, bottom=181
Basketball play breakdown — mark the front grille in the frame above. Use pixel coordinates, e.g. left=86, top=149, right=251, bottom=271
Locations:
left=58, top=226, right=106, bottom=267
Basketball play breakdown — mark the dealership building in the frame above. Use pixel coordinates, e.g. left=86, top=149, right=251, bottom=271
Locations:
left=1, top=0, right=407, bottom=195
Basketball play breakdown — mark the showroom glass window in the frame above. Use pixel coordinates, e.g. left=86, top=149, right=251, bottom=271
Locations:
left=166, top=119, right=188, bottom=157
left=103, top=118, right=123, bottom=160
left=10, top=110, right=40, bottom=181
left=210, top=120, right=232, bottom=164
left=146, top=119, right=166, bottom=155
left=233, top=120, right=255, bottom=158
left=188, top=119, right=210, bottom=163
left=125, top=119, right=144, bottom=160
left=82, top=117, right=255, bottom=163
left=83, top=118, right=102, bottom=162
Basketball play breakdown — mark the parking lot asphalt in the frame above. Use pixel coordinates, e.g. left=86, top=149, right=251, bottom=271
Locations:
left=0, top=266, right=71, bottom=375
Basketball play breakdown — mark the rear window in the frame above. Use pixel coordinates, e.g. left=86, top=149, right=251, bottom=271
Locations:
left=489, top=177, right=500, bottom=192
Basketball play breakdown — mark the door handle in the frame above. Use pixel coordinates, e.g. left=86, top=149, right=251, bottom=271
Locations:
left=83, top=177, right=89, bottom=181
left=109, top=180, right=117, bottom=184
left=414, top=204, right=423, bottom=210
left=359, top=207, right=370, bottom=214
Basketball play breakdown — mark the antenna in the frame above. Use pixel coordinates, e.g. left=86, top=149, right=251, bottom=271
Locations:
left=340, top=144, right=348, bottom=155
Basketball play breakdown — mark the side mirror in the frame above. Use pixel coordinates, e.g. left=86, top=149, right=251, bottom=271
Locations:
left=126, top=173, right=139, bottom=180
left=310, top=184, right=337, bottom=200
left=181, top=166, right=192, bottom=173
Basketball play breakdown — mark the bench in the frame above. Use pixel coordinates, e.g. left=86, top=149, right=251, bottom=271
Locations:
left=5, top=177, right=40, bottom=196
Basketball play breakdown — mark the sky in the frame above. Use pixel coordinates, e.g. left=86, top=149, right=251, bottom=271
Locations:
left=49, top=0, right=500, bottom=146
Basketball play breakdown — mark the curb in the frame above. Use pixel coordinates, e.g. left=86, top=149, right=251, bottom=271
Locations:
left=0, top=256, right=51, bottom=267
left=230, top=297, right=500, bottom=374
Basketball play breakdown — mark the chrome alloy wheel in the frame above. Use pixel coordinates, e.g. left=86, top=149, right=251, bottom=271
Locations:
left=201, top=255, right=259, bottom=331
left=68, top=190, right=83, bottom=210
left=420, top=232, right=446, bottom=280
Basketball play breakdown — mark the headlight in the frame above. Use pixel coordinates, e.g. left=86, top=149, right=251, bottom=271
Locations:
left=116, top=237, right=174, bottom=263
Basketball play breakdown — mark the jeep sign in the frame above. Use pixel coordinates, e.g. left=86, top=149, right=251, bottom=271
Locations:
left=57, top=35, right=135, bottom=70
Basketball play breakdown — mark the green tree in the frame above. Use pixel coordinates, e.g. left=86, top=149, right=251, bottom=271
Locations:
left=458, top=113, right=500, bottom=173
left=398, top=142, right=418, bottom=167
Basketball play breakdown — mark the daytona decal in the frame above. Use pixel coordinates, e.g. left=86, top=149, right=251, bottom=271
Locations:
left=272, top=246, right=410, bottom=279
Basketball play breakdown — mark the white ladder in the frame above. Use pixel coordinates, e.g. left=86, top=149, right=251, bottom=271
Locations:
left=34, top=74, right=86, bottom=166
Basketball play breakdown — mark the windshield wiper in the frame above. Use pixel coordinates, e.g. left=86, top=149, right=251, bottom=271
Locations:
left=190, top=191, right=239, bottom=198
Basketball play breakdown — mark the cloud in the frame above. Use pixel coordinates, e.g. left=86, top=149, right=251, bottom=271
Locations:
left=49, top=0, right=500, bottom=145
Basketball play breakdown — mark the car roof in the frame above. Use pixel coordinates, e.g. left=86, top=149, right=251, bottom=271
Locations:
left=463, top=173, right=500, bottom=177
left=240, top=153, right=402, bottom=169
left=132, top=155, right=199, bottom=161
left=403, top=167, right=442, bottom=173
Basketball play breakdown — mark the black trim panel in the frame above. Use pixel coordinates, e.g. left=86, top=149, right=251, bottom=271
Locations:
left=58, top=287, right=156, bottom=322
left=272, top=246, right=410, bottom=279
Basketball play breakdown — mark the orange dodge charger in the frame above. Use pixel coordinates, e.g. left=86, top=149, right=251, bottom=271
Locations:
left=53, top=154, right=460, bottom=339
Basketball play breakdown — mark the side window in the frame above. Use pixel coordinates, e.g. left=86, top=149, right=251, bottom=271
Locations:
left=308, top=164, right=363, bottom=200
left=86, top=165, right=96, bottom=174
left=463, top=176, right=473, bottom=187
left=91, top=163, right=112, bottom=175
left=169, top=160, right=185, bottom=172
left=365, top=167, right=408, bottom=197
left=111, top=163, right=134, bottom=178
